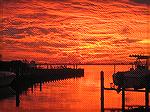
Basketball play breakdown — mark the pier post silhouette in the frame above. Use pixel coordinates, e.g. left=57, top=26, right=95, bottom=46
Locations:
left=122, top=87, right=125, bottom=112
left=16, top=88, right=20, bottom=107
left=145, top=88, right=149, bottom=111
left=100, top=71, right=104, bottom=112
left=16, top=71, right=20, bottom=107
left=122, top=75, right=125, bottom=112
left=40, top=81, right=42, bottom=91
left=145, top=79, right=149, bottom=111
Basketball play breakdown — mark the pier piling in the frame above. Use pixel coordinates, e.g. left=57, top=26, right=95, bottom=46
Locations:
left=122, top=87, right=125, bottom=112
left=145, top=86, right=149, bottom=111
left=100, top=71, right=104, bottom=112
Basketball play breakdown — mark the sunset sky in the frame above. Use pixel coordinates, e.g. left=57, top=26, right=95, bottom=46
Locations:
left=0, top=0, right=150, bottom=64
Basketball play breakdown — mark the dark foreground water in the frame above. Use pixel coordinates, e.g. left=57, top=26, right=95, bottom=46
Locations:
left=0, top=65, right=149, bottom=112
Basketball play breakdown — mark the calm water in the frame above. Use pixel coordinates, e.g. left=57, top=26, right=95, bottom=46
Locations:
left=0, top=65, right=149, bottom=112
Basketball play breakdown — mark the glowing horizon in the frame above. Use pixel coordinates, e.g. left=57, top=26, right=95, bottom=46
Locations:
left=0, top=0, right=150, bottom=64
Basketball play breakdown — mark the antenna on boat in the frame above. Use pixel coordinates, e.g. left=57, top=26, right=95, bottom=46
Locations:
left=129, top=54, right=150, bottom=70
left=114, top=64, right=116, bottom=74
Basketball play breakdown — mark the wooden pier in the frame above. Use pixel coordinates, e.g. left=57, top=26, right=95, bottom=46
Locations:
left=100, top=71, right=149, bottom=112
left=11, top=65, right=84, bottom=91
left=0, top=60, right=84, bottom=82
left=11, top=62, right=84, bottom=107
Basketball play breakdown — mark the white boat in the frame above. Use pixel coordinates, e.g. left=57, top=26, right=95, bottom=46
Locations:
left=113, top=55, right=150, bottom=89
left=0, top=71, right=16, bottom=87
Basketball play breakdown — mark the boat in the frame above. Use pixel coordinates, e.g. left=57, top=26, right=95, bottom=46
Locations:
left=113, top=55, right=150, bottom=90
left=0, top=71, right=16, bottom=87
left=0, top=87, right=16, bottom=99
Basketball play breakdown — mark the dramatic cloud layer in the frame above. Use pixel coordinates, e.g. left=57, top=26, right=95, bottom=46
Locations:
left=0, top=0, right=149, bottom=63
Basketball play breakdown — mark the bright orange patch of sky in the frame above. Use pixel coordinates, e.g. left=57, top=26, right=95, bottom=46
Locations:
left=0, top=0, right=150, bottom=64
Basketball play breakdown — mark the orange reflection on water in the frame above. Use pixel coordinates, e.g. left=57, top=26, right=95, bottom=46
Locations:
left=22, top=65, right=150, bottom=111
left=0, top=66, right=149, bottom=112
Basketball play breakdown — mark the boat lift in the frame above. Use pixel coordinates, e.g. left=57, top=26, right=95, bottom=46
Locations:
left=101, top=55, right=150, bottom=111
left=100, top=71, right=149, bottom=112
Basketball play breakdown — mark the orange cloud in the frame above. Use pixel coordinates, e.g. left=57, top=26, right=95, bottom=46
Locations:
left=1, top=0, right=149, bottom=63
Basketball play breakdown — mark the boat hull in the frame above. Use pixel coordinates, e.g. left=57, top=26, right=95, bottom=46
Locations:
left=113, top=69, right=150, bottom=89
left=0, top=72, right=16, bottom=87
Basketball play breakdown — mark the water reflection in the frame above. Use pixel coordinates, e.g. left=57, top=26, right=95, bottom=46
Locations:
left=0, top=65, right=149, bottom=112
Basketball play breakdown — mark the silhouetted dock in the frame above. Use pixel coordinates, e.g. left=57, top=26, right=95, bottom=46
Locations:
left=0, top=60, right=84, bottom=86
left=22, top=68, right=84, bottom=81
left=0, top=60, right=84, bottom=107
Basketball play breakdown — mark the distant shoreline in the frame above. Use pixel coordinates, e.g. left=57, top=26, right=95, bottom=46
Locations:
left=0, top=60, right=133, bottom=66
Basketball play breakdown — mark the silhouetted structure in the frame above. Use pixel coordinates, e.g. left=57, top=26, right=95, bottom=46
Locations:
left=0, top=60, right=84, bottom=107
left=101, top=71, right=149, bottom=112
left=0, top=60, right=84, bottom=88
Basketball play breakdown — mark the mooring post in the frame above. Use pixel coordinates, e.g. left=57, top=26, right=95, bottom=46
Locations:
left=145, top=85, right=149, bottom=111
left=31, top=84, right=33, bottom=93
left=101, top=71, right=104, bottom=112
left=122, top=74, right=125, bottom=112
left=40, top=81, right=42, bottom=91
left=16, top=89, right=20, bottom=107
left=15, top=67, right=21, bottom=107
left=16, top=68, right=20, bottom=107
left=16, top=75, right=20, bottom=107
left=122, top=87, right=125, bottom=112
